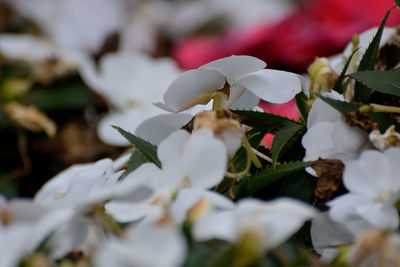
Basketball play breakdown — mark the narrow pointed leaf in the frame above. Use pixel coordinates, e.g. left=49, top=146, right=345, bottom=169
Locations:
left=126, top=150, right=148, bottom=174
left=235, top=161, right=310, bottom=197
left=317, top=94, right=359, bottom=114
left=113, top=126, right=161, bottom=167
left=353, top=8, right=392, bottom=102
left=232, top=109, right=300, bottom=132
left=350, top=70, right=400, bottom=97
left=271, top=122, right=305, bottom=165
left=332, top=48, right=358, bottom=94
left=295, top=91, right=309, bottom=123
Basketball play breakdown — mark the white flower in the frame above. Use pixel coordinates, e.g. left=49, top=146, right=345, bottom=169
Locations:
left=166, top=0, right=293, bottom=37
left=311, top=212, right=371, bottom=261
left=330, top=27, right=397, bottom=74
left=302, top=91, right=369, bottom=162
left=0, top=34, right=81, bottom=63
left=6, top=0, right=127, bottom=53
left=94, top=223, right=186, bottom=267
left=135, top=113, right=194, bottom=146
left=80, top=51, right=181, bottom=146
left=0, top=195, right=54, bottom=266
left=155, top=55, right=302, bottom=112
left=34, top=158, right=123, bottom=208
left=193, top=198, right=316, bottom=251
left=329, top=148, right=400, bottom=230
left=106, top=128, right=228, bottom=223
left=170, top=188, right=236, bottom=225
left=0, top=224, right=33, bottom=267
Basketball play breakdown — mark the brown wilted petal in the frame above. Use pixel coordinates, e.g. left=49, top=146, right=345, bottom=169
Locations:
left=345, top=110, right=377, bottom=133
left=3, top=102, right=57, bottom=137
left=311, top=159, right=344, bottom=201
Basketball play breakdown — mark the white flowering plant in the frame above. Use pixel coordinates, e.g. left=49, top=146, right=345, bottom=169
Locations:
left=2, top=1, right=400, bottom=267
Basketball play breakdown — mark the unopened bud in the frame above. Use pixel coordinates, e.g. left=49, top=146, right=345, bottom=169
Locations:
left=308, top=57, right=337, bottom=94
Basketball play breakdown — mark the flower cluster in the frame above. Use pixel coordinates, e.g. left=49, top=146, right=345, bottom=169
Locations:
left=2, top=1, right=400, bottom=267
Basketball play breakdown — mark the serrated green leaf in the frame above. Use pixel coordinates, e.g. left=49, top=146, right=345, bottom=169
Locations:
left=295, top=91, right=309, bottom=123
left=235, top=161, right=310, bottom=197
left=126, top=149, right=148, bottom=174
left=353, top=8, right=392, bottom=102
left=232, top=109, right=300, bottom=133
left=278, top=171, right=316, bottom=202
left=350, top=70, right=400, bottom=97
left=318, top=94, right=359, bottom=114
left=332, top=48, right=359, bottom=94
left=271, top=123, right=304, bottom=165
left=113, top=126, right=161, bottom=167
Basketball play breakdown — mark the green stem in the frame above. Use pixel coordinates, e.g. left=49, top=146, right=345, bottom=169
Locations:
left=242, top=135, right=262, bottom=168
left=370, top=103, right=400, bottom=113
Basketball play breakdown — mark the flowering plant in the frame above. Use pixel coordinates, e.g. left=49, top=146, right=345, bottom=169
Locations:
left=2, top=1, right=400, bottom=267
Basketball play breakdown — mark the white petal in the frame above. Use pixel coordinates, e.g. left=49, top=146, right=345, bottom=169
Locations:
left=332, top=118, right=368, bottom=155
left=79, top=55, right=108, bottom=95
left=311, top=212, right=354, bottom=257
left=236, top=69, right=301, bottom=104
left=135, top=113, right=193, bottom=145
left=97, top=108, right=165, bottom=146
left=183, top=129, right=227, bottom=189
left=129, top=224, right=186, bottom=267
left=237, top=198, right=315, bottom=250
left=302, top=121, right=336, bottom=161
left=200, top=55, right=266, bottom=84
left=307, top=91, right=343, bottom=128
left=355, top=203, right=399, bottom=230
left=193, top=211, right=236, bottom=242
left=34, top=163, right=93, bottom=205
left=383, top=148, right=400, bottom=191
left=105, top=201, right=160, bottom=223
left=162, top=68, right=225, bottom=112
left=96, top=223, right=186, bottom=267
left=0, top=224, right=33, bottom=267
left=0, top=34, right=54, bottom=61
left=328, top=194, right=372, bottom=223
left=218, top=128, right=243, bottom=158
left=344, top=150, right=392, bottom=197
left=157, top=130, right=190, bottom=171
left=229, top=86, right=260, bottom=110
left=343, top=27, right=396, bottom=60
left=170, top=188, right=235, bottom=224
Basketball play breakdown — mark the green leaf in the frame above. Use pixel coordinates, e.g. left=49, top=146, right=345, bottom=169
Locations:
left=235, top=161, right=310, bottom=197
left=317, top=94, right=359, bottom=114
left=353, top=8, right=392, bottom=102
left=295, top=91, right=309, bottom=123
left=332, top=48, right=359, bottom=94
left=394, top=0, right=400, bottom=8
left=20, top=77, right=95, bottom=111
left=350, top=70, right=400, bottom=97
left=271, top=122, right=304, bottom=165
left=232, top=109, right=300, bottom=133
left=183, top=243, right=235, bottom=267
left=113, top=126, right=161, bottom=167
left=278, top=171, right=316, bottom=202
left=370, top=112, right=400, bottom=132
left=126, top=149, right=148, bottom=174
